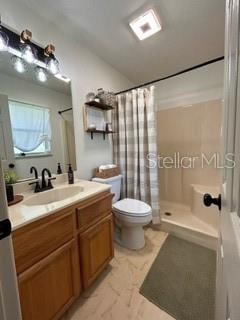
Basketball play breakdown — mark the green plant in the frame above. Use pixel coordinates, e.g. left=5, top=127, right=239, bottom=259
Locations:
left=4, top=170, right=18, bottom=185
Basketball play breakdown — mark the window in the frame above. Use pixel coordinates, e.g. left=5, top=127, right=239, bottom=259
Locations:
left=9, top=101, right=52, bottom=156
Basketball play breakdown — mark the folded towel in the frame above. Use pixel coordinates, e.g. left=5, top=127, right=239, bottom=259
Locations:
left=99, top=164, right=117, bottom=171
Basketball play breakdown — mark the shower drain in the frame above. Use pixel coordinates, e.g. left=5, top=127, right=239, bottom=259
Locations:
left=164, top=212, right=172, bottom=216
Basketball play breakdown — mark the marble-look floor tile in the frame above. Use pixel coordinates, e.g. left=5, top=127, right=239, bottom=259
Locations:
left=64, top=227, right=175, bottom=320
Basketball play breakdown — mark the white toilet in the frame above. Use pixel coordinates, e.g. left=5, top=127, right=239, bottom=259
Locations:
left=92, top=175, right=152, bottom=250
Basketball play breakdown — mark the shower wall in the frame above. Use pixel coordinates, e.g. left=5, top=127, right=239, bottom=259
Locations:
left=157, top=99, right=222, bottom=207
left=154, top=61, right=224, bottom=209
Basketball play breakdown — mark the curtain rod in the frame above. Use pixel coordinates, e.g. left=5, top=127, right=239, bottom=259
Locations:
left=115, top=56, right=224, bottom=95
left=58, top=107, right=72, bottom=115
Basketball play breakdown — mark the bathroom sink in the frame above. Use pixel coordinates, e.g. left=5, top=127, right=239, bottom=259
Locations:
left=24, top=186, right=84, bottom=206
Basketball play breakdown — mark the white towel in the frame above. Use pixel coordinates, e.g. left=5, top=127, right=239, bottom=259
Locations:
left=99, top=164, right=117, bottom=172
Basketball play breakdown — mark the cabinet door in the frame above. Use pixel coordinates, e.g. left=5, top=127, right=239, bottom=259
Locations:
left=18, top=240, right=81, bottom=320
left=80, top=214, right=114, bottom=289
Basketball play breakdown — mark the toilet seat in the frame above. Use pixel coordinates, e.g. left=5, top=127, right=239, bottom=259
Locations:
left=113, top=198, right=152, bottom=217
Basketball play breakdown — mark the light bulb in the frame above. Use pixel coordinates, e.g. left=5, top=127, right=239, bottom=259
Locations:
left=22, top=45, right=35, bottom=64
left=46, top=57, right=59, bottom=75
left=36, top=67, right=47, bottom=82
left=0, top=29, right=9, bottom=51
left=11, top=56, right=26, bottom=73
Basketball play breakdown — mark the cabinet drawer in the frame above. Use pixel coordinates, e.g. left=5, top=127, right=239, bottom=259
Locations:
left=77, top=193, right=112, bottom=231
left=13, top=208, right=76, bottom=274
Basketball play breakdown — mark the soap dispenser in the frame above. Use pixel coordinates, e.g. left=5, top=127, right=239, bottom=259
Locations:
left=57, top=163, right=62, bottom=174
left=68, top=164, right=74, bottom=184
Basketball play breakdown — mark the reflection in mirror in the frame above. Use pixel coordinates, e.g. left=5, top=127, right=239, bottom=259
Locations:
left=0, top=51, right=76, bottom=181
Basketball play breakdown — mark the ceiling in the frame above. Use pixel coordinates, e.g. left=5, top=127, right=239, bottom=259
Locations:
left=17, top=0, right=225, bottom=85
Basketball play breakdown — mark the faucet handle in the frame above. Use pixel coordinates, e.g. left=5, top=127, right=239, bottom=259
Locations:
left=29, top=179, right=40, bottom=185
left=29, top=179, right=41, bottom=193
left=48, top=177, right=56, bottom=181
left=47, top=177, right=56, bottom=189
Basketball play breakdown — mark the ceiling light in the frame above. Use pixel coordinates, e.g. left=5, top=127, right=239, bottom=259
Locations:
left=35, top=67, right=47, bottom=82
left=129, top=9, right=161, bottom=40
left=11, top=56, right=27, bottom=73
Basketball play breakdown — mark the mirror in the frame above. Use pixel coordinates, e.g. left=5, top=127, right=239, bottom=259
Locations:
left=0, top=51, right=76, bottom=181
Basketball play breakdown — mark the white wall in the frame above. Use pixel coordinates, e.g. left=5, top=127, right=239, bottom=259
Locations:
left=155, top=61, right=224, bottom=110
left=0, top=0, right=133, bottom=179
left=0, top=72, right=72, bottom=179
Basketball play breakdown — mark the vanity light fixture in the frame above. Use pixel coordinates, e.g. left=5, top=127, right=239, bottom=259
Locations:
left=47, top=57, right=59, bottom=75
left=21, top=45, right=35, bottom=63
left=0, top=15, right=9, bottom=51
left=20, top=29, right=35, bottom=64
left=129, top=9, right=162, bottom=40
left=44, top=44, right=60, bottom=75
left=35, top=67, right=47, bottom=82
left=11, top=56, right=27, bottom=73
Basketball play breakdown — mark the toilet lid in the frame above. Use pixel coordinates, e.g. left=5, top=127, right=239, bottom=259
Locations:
left=113, top=198, right=152, bottom=217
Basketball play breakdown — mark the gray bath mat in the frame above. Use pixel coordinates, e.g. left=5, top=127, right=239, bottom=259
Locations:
left=140, top=235, right=216, bottom=320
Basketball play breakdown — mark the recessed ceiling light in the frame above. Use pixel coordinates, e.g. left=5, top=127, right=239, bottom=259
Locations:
left=129, top=9, right=161, bottom=40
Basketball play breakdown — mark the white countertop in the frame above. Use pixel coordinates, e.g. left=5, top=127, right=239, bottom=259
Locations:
left=9, top=179, right=111, bottom=231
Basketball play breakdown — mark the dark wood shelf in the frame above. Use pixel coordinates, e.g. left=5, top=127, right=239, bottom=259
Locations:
left=85, top=101, right=113, bottom=110
left=86, top=129, right=115, bottom=140
left=86, top=129, right=115, bottom=133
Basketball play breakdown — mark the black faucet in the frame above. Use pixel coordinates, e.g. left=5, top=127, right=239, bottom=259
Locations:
left=30, top=166, right=38, bottom=179
left=29, top=167, right=41, bottom=193
left=41, top=168, right=56, bottom=190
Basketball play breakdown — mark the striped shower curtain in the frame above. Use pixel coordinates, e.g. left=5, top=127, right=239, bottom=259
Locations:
left=112, top=86, right=160, bottom=224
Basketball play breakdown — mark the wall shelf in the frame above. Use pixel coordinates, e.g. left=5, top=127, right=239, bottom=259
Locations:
left=83, top=101, right=114, bottom=140
left=85, top=101, right=113, bottom=110
left=86, top=129, right=115, bottom=140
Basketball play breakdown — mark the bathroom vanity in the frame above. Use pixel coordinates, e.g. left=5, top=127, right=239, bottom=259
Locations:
left=9, top=180, right=114, bottom=320
left=0, top=24, right=116, bottom=319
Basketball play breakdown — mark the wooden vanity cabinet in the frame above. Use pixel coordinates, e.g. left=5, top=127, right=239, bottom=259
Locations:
left=12, top=207, right=76, bottom=275
left=76, top=192, right=112, bottom=231
left=12, top=190, right=113, bottom=320
left=18, top=240, right=80, bottom=320
left=79, top=214, right=114, bottom=289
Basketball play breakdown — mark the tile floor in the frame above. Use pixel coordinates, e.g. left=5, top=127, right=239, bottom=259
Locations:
left=64, top=227, right=175, bottom=320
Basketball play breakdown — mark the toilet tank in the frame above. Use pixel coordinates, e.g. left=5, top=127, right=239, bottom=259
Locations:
left=92, top=175, right=122, bottom=203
